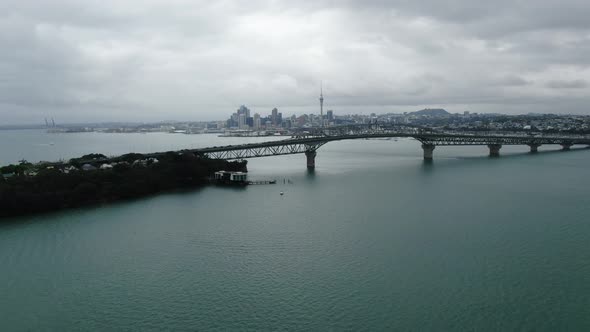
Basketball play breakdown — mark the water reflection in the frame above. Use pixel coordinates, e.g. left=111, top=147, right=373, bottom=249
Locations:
left=420, top=159, right=434, bottom=175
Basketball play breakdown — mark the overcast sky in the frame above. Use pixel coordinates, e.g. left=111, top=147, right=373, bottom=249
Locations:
left=1, top=0, right=589, bottom=124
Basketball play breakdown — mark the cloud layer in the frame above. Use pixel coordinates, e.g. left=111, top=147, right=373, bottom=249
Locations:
left=1, top=0, right=589, bottom=123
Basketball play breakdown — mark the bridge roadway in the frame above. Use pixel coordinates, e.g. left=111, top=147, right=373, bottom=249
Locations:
left=189, top=125, right=590, bottom=169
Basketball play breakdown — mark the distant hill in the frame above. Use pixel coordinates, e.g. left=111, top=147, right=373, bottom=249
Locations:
left=411, top=108, right=450, bottom=116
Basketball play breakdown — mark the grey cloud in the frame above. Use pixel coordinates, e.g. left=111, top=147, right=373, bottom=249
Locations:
left=489, top=76, right=532, bottom=87
left=545, top=79, right=588, bottom=89
left=345, top=0, right=590, bottom=34
left=0, top=0, right=590, bottom=124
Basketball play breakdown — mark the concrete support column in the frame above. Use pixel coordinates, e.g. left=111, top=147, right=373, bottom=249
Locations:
left=421, top=144, right=436, bottom=161
left=561, top=143, right=572, bottom=150
left=488, top=144, right=502, bottom=157
left=528, top=143, right=541, bottom=153
left=305, top=150, right=317, bottom=170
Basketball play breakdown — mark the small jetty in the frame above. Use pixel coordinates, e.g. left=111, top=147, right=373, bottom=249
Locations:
left=248, top=180, right=276, bottom=185
left=213, top=171, right=276, bottom=186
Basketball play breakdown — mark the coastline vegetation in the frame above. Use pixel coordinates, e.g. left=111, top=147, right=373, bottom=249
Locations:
left=0, top=151, right=246, bottom=218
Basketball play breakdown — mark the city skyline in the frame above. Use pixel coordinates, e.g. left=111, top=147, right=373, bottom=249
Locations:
left=1, top=1, right=590, bottom=124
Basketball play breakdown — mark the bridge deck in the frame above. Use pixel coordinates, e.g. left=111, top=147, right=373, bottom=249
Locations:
left=189, top=131, right=590, bottom=160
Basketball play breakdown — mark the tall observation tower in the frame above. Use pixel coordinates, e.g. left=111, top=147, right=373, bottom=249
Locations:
left=319, top=82, right=324, bottom=127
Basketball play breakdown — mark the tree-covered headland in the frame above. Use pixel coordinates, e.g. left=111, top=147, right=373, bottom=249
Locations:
left=0, top=151, right=246, bottom=218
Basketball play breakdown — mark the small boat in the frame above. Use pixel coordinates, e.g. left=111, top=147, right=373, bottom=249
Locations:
left=280, top=192, right=284, bottom=196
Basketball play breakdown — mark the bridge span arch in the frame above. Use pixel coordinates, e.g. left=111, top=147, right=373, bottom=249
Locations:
left=192, top=126, right=590, bottom=169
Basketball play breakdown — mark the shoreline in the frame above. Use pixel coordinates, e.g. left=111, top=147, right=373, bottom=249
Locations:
left=0, top=151, right=247, bottom=219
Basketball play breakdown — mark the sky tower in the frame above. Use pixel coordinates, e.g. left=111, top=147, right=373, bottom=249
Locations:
left=319, top=82, right=324, bottom=127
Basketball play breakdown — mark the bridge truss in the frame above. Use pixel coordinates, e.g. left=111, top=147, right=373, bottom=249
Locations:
left=192, top=124, right=590, bottom=161
left=197, top=141, right=328, bottom=159
left=414, top=134, right=584, bottom=146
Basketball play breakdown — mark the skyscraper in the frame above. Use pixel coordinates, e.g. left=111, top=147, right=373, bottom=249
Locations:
left=230, top=113, right=239, bottom=127
left=238, top=105, right=250, bottom=118
left=238, top=113, right=246, bottom=129
left=327, top=110, right=334, bottom=122
left=271, top=108, right=278, bottom=126
left=253, top=113, right=261, bottom=129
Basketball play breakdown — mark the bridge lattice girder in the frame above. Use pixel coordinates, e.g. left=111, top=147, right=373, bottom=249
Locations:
left=193, top=126, right=590, bottom=160
left=200, top=141, right=328, bottom=159
left=414, top=134, right=589, bottom=146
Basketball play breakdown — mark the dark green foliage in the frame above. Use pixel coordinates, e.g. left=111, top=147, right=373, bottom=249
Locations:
left=0, top=156, right=247, bottom=218
left=1, top=164, right=25, bottom=175
left=69, top=153, right=108, bottom=166
left=118, top=153, right=144, bottom=163
left=81, top=153, right=107, bottom=159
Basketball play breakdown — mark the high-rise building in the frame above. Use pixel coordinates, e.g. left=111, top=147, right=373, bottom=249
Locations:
left=238, top=113, right=246, bottom=129
left=238, top=105, right=250, bottom=118
left=253, top=113, right=261, bottom=129
left=229, top=112, right=239, bottom=127
left=327, top=110, right=334, bottom=122
left=271, top=108, right=278, bottom=126
left=297, top=115, right=306, bottom=127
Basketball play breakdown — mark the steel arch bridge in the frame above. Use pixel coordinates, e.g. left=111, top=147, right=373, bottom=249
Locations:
left=188, top=124, right=590, bottom=168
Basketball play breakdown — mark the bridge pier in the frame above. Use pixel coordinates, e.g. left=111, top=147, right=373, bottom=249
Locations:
left=305, top=150, right=317, bottom=170
left=421, top=144, right=436, bottom=161
left=528, top=143, right=541, bottom=153
left=488, top=144, right=502, bottom=157
left=561, top=143, right=573, bottom=150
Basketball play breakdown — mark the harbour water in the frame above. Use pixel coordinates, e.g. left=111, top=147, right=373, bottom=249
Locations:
left=1, top=130, right=590, bottom=330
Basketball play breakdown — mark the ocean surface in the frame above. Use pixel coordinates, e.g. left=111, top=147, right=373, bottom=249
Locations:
left=1, top=130, right=590, bottom=331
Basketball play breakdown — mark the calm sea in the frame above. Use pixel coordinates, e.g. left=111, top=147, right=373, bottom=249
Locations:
left=1, top=130, right=589, bottom=331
